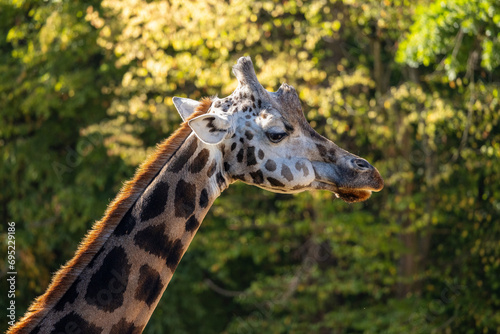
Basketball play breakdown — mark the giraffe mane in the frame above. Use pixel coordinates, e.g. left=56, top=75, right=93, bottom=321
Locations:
left=9, top=98, right=212, bottom=333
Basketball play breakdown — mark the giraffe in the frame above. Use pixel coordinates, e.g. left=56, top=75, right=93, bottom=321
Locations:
left=9, top=57, right=383, bottom=334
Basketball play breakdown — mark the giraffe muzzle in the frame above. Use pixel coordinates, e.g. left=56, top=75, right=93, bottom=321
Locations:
left=311, top=157, right=384, bottom=203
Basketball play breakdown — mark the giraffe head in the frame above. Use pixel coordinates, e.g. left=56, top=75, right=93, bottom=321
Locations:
left=173, top=57, right=383, bottom=202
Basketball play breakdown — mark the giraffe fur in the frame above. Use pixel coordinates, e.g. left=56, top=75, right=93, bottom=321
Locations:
left=8, top=102, right=211, bottom=333
left=9, top=58, right=383, bottom=333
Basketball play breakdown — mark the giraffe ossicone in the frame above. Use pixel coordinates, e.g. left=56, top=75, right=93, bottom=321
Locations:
left=9, top=56, right=383, bottom=334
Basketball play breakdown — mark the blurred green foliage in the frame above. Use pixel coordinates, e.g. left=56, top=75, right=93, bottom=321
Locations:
left=1, top=0, right=499, bottom=333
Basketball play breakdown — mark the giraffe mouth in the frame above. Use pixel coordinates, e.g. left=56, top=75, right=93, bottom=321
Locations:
left=311, top=161, right=384, bottom=203
left=312, top=180, right=376, bottom=203
left=334, top=187, right=375, bottom=203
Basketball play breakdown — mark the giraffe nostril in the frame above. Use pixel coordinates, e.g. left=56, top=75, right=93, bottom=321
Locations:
left=352, top=158, right=373, bottom=171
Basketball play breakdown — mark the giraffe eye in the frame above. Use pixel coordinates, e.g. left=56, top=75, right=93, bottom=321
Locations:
left=266, top=131, right=287, bottom=143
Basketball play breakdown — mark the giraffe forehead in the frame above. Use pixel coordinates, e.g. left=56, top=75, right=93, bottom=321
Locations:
left=212, top=85, right=271, bottom=115
left=211, top=85, right=307, bottom=135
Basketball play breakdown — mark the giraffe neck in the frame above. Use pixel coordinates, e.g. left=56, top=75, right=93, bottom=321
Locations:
left=14, top=133, right=229, bottom=333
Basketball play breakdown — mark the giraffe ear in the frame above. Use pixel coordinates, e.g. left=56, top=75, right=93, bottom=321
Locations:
left=172, top=97, right=199, bottom=122
left=188, top=114, right=231, bottom=145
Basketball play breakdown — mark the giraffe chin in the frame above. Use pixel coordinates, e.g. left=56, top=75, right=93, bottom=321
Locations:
left=334, top=188, right=373, bottom=203
left=312, top=181, right=374, bottom=203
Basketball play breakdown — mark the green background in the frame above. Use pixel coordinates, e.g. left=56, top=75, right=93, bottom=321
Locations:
left=1, top=0, right=499, bottom=333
